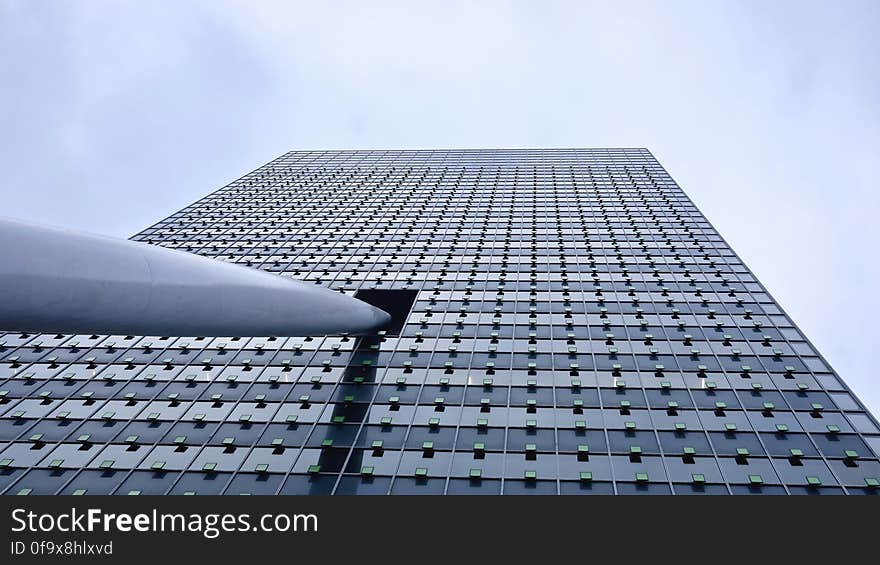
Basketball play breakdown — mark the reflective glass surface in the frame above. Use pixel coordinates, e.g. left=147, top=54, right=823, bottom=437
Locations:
left=1, top=148, right=878, bottom=495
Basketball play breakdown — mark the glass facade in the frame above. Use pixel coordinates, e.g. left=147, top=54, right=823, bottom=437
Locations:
left=1, top=147, right=878, bottom=495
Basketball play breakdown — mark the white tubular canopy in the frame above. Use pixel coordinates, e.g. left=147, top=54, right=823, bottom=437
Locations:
left=0, top=217, right=390, bottom=337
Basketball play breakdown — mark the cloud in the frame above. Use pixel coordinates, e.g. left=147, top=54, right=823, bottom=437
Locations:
left=0, top=0, right=878, bottom=413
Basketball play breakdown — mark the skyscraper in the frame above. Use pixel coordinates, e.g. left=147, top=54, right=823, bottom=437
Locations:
left=1, top=148, right=878, bottom=495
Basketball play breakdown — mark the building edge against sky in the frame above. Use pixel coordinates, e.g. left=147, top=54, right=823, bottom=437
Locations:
left=0, top=147, right=878, bottom=495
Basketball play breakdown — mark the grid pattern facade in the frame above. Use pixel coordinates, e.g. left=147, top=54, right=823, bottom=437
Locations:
left=1, top=148, right=879, bottom=495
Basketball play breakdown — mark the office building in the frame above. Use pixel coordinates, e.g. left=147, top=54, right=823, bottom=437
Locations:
left=1, top=148, right=878, bottom=494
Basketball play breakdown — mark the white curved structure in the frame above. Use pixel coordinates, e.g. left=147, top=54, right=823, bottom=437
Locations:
left=0, top=217, right=390, bottom=336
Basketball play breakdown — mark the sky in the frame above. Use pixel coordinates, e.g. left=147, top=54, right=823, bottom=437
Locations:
left=1, top=0, right=879, bottom=414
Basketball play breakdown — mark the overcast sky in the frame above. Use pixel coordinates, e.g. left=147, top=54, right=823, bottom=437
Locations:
left=2, top=0, right=879, bottom=414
